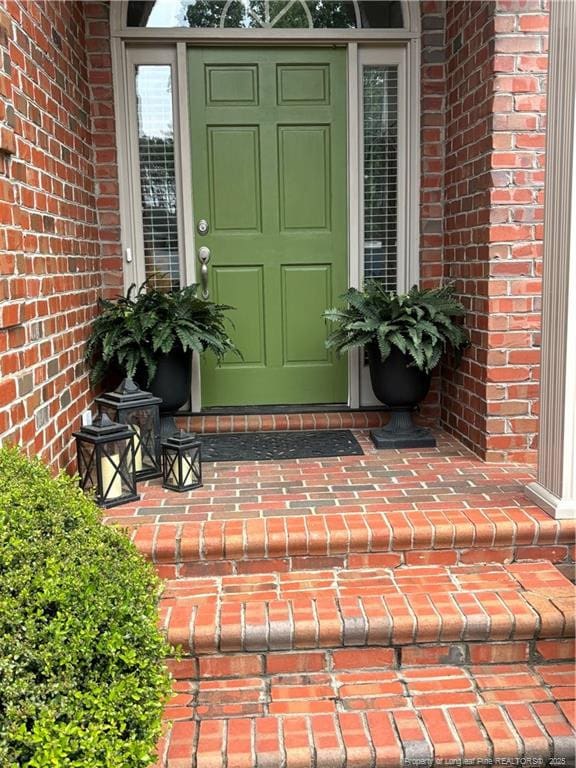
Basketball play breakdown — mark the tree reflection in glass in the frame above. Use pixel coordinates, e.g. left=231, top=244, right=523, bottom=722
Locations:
left=127, top=0, right=403, bottom=29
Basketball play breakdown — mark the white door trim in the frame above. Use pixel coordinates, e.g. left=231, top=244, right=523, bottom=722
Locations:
left=112, top=31, right=420, bottom=411
left=358, top=45, right=418, bottom=405
left=347, top=43, right=361, bottom=408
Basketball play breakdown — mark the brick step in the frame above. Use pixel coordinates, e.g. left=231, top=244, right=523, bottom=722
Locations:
left=160, top=562, right=575, bottom=657
left=116, top=488, right=559, bottom=530
left=157, top=661, right=576, bottom=767
left=167, top=640, right=575, bottom=682
left=130, top=511, right=575, bottom=577
left=178, top=410, right=389, bottom=434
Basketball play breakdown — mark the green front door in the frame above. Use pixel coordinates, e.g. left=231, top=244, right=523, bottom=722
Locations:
left=189, top=47, right=348, bottom=407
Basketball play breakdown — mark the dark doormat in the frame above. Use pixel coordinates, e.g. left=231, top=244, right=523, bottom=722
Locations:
left=200, top=430, right=364, bottom=462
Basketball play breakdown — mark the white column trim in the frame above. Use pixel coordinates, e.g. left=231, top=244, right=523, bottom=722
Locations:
left=525, top=482, right=576, bottom=520
left=525, top=0, right=576, bottom=520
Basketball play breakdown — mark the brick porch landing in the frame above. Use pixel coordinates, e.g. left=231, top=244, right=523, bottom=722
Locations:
left=107, top=431, right=575, bottom=767
left=110, top=432, right=574, bottom=577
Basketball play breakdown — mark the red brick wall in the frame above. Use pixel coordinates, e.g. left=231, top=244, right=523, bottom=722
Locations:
left=84, top=1, right=122, bottom=297
left=420, top=0, right=447, bottom=293
left=0, top=0, right=548, bottom=467
left=0, top=0, right=107, bottom=470
left=441, top=0, right=547, bottom=462
left=419, top=0, right=447, bottom=425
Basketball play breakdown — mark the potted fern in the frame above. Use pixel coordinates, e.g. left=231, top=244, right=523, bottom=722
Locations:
left=324, top=283, right=469, bottom=448
left=85, top=282, right=239, bottom=424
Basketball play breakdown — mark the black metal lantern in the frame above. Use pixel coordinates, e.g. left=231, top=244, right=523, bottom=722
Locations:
left=95, top=377, right=162, bottom=480
left=161, top=430, right=203, bottom=492
left=74, top=414, right=140, bottom=508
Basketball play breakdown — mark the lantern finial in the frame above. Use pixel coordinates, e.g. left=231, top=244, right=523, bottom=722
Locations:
left=115, top=376, right=142, bottom=395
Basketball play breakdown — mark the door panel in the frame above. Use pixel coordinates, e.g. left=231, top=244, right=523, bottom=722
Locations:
left=276, top=64, right=329, bottom=104
left=212, top=266, right=266, bottom=367
left=208, top=127, right=262, bottom=231
left=189, top=47, right=347, bottom=406
left=282, top=265, right=332, bottom=365
left=205, top=65, right=259, bottom=105
left=278, top=125, right=330, bottom=230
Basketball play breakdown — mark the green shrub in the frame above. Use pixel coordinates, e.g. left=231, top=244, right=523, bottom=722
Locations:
left=0, top=446, right=171, bottom=767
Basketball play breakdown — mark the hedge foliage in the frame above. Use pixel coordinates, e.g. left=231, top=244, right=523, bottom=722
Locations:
left=0, top=446, right=171, bottom=767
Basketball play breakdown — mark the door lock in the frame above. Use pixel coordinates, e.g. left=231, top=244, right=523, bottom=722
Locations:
left=197, top=219, right=209, bottom=235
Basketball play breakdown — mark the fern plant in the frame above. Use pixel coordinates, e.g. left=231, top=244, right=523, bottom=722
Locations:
left=324, top=283, right=469, bottom=374
left=86, top=282, right=240, bottom=386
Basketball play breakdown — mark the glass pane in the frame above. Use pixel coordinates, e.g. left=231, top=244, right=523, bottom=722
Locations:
left=363, top=65, right=398, bottom=289
left=135, top=65, right=180, bottom=291
left=127, top=0, right=403, bottom=28
left=306, top=2, right=358, bottom=28
left=357, top=1, right=403, bottom=28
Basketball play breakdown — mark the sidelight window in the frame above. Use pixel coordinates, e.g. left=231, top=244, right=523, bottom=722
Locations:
left=134, top=64, right=180, bottom=290
left=362, top=64, right=398, bottom=289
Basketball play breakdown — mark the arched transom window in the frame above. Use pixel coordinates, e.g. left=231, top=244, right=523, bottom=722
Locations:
left=127, top=0, right=404, bottom=29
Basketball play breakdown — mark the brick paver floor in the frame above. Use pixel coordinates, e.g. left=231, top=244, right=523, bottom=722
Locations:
left=109, top=432, right=542, bottom=527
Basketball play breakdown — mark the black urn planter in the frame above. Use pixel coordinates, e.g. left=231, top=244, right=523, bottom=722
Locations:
left=367, top=344, right=436, bottom=449
left=135, top=346, right=192, bottom=438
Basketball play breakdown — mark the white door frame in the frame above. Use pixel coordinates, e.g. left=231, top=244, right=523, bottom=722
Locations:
left=110, top=3, right=421, bottom=411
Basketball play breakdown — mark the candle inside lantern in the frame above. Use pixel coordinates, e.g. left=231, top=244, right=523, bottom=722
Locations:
left=133, top=424, right=143, bottom=472
left=169, top=455, right=180, bottom=484
left=101, top=453, right=122, bottom=499
left=170, top=454, right=195, bottom=485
